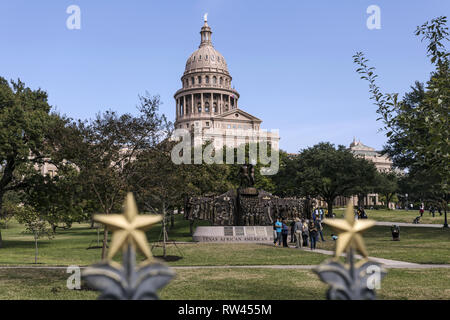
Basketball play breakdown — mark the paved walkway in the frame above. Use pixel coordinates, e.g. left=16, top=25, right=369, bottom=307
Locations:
left=375, top=221, right=445, bottom=228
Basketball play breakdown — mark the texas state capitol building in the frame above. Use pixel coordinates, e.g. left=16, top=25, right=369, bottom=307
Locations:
left=174, top=16, right=279, bottom=148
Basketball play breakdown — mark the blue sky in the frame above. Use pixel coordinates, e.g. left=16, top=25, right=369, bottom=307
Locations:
left=0, top=0, right=448, bottom=153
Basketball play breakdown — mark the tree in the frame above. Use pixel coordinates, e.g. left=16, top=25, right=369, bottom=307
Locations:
left=271, top=151, right=302, bottom=197
left=354, top=16, right=449, bottom=227
left=295, top=142, right=370, bottom=216
left=0, top=77, right=63, bottom=247
left=67, top=94, right=169, bottom=259
left=375, top=171, right=399, bottom=209
left=350, top=157, right=379, bottom=208
left=15, top=205, right=54, bottom=264
left=23, top=166, right=89, bottom=233
left=132, top=138, right=184, bottom=256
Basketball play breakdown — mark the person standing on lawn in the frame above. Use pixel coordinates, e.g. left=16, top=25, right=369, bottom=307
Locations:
left=274, top=218, right=282, bottom=246
left=281, top=218, right=289, bottom=247
left=309, top=220, right=318, bottom=250
left=302, top=219, right=309, bottom=247
left=293, top=218, right=303, bottom=248
left=290, top=219, right=296, bottom=243
left=315, top=218, right=326, bottom=242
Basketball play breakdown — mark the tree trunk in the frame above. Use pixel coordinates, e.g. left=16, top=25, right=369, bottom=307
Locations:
left=385, top=193, right=391, bottom=210
left=0, top=190, right=4, bottom=248
left=327, top=200, right=333, bottom=217
left=170, top=209, right=174, bottom=229
left=101, top=228, right=108, bottom=260
left=189, top=220, right=194, bottom=236
left=444, top=207, right=448, bottom=228
left=34, top=234, right=38, bottom=264
left=358, top=194, right=365, bottom=208
left=162, top=202, right=167, bottom=258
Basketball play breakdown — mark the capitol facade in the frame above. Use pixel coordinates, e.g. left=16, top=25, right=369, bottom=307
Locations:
left=174, top=17, right=279, bottom=148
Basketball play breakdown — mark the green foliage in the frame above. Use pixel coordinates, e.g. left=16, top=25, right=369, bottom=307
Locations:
left=15, top=206, right=53, bottom=239
left=282, top=142, right=377, bottom=214
left=353, top=16, right=449, bottom=204
left=0, top=78, right=60, bottom=205
left=375, top=171, right=399, bottom=209
left=23, top=167, right=90, bottom=231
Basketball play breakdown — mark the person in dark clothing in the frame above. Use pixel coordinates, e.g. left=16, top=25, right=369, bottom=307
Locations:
left=309, top=221, right=318, bottom=250
left=272, top=221, right=277, bottom=245
left=289, top=220, right=296, bottom=243
left=315, top=219, right=325, bottom=242
left=281, top=219, right=289, bottom=247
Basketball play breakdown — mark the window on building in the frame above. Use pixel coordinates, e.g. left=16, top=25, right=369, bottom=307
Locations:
left=213, top=76, right=217, bottom=84
left=205, top=102, right=210, bottom=112
left=227, top=124, right=231, bottom=129
left=191, top=77, right=194, bottom=85
left=213, top=103, right=217, bottom=113
left=198, top=102, right=202, bottom=113
left=198, top=76, right=202, bottom=84
left=206, top=122, right=210, bottom=127
left=205, top=76, right=209, bottom=84
left=220, top=77, right=223, bottom=85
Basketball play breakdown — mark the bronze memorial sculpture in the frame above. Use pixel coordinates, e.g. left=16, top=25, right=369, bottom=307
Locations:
left=184, top=164, right=305, bottom=227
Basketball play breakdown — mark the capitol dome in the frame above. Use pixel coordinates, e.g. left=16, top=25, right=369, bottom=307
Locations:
left=183, top=21, right=229, bottom=76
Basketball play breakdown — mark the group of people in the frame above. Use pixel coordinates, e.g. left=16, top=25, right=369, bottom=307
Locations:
left=272, top=215, right=326, bottom=250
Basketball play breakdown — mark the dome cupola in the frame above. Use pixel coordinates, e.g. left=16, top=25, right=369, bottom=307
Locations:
left=184, top=15, right=229, bottom=76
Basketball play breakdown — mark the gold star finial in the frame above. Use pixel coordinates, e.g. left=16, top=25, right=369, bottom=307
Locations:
left=323, top=203, right=375, bottom=259
left=94, top=193, right=162, bottom=261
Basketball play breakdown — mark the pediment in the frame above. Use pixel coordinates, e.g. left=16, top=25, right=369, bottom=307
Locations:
left=214, top=109, right=261, bottom=122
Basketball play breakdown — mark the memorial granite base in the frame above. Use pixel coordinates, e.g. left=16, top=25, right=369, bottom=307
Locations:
left=192, top=226, right=274, bottom=243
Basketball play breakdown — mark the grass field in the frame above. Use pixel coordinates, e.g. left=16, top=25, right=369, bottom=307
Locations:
left=318, top=225, right=450, bottom=264
left=1, top=267, right=449, bottom=300
left=1, top=214, right=449, bottom=300
left=0, top=216, right=327, bottom=266
left=1, top=215, right=449, bottom=266
left=334, top=208, right=447, bottom=225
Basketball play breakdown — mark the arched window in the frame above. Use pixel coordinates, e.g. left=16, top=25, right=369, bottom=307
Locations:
left=205, top=102, right=210, bottom=113
left=205, top=76, right=209, bottom=84
left=213, top=76, right=217, bottom=84
left=197, top=102, right=202, bottom=113
left=220, top=77, right=223, bottom=85
left=213, top=103, right=217, bottom=113
left=225, top=104, right=229, bottom=112
left=199, top=55, right=202, bottom=60
left=198, top=76, right=202, bottom=84
left=191, top=77, right=194, bottom=85
left=205, top=55, right=208, bottom=60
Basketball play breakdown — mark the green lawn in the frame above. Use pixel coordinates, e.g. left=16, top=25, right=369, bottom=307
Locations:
left=0, top=216, right=326, bottom=266
left=334, top=208, right=447, bottom=225
left=1, top=267, right=449, bottom=300
left=319, top=225, right=450, bottom=264
left=1, top=215, right=449, bottom=266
